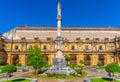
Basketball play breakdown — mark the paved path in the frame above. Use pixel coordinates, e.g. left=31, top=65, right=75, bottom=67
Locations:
left=37, top=78, right=83, bottom=82
left=0, top=69, right=119, bottom=82
left=0, top=71, right=83, bottom=82
left=85, top=69, right=108, bottom=78
left=0, top=71, right=31, bottom=80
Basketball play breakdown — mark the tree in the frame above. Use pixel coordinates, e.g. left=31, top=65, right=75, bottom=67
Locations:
left=105, top=63, right=120, bottom=81
left=16, top=59, right=21, bottom=66
left=79, top=60, right=84, bottom=66
left=64, top=54, right=70, bottom=65
left=2, top=64, right=17, bottom=82
left=97, top=61, right=103, bottom=67
left=27, top=45, right=46, bottom=76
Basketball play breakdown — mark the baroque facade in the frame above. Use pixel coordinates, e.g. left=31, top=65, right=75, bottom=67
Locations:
left=0, top=26, right=120, bottom=66
left=0, top=2, right=120, bottom=66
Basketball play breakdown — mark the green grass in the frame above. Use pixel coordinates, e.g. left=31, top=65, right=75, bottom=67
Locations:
left=99, top=66, right=106, bottom=69
left=0, top=66, right=3, bottom=69
left=114, top=72, right=120, bottom=74
left=2, top=79, right=31, bottom=82
left=17, top=67, right=24, bottom=70
left=0, top=72, right=6, bottom=74
left=90, top=78, right=120, bottom=82
left=0, top=66, right=6, bottom=74
left=96, top=66, right=106, bottom=70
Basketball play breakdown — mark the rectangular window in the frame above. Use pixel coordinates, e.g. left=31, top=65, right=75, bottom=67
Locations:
left=43, top=46, right=47, bottom=50
left=99, top=46, right=102, bottom=50
left=71, top=46, right=75, bottom=50
left=85, top=45, right=89, bottom=50
left=15, top=45, right=18, bottom=50
left=99, top=46, right=103, bottom=51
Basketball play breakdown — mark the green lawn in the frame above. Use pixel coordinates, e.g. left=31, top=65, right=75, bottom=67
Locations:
left=0, top=72, right=6, bottom=74
left=17, top=67, right=24, bottom=70
left=0, top=66, right=4, bottom=69
left=0, top=70, right=5, bottom=74
left=90, top=78, right=120, bottom=82
left=2, top=79, right=31, bottom=82
left=114, top=72, right=120, bottom=74
left=96, top=66, right=106, bottom=70
left=0, top=66, right=6, bottom=74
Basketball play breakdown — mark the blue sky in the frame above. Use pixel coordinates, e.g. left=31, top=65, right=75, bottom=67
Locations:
left=0, top=0, right=120, bottom=33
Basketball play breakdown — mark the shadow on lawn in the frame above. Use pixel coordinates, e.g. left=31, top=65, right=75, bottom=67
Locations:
left=102, top=77, right=113, bottom=81
left=12, top=79, right=26, bottom=81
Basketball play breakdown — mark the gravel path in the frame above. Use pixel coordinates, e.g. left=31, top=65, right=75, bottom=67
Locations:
left=0, top=71, right=83, bottom=82
left=85, top=69, right=108, bottom=78
left=1, top=69, right=119, bottom=82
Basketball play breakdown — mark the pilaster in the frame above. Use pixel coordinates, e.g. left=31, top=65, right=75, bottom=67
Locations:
left=91, top=54, right=98, bottom=66
left=48, top=54, right=54, bottom=66
left=76, top=54, right=84, bottom=66
left=7, top=53, right=12, bottom=64
left=104, top=54, right=111, bottom=65
left=19, top=54, right=26, bottom=66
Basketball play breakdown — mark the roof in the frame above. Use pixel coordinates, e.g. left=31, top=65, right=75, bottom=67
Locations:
left=16, top=26, right=120, bottom=31
left=3, top=26, right=120, bottom=40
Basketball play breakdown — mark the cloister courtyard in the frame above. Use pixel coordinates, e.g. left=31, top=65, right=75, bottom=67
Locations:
left=0, top=1, right=120, bottom=82
left=0, top=65, right=120, bottom=82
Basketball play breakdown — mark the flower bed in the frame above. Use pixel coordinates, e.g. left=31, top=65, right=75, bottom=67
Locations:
left=38, top=71, right=87, bottom=79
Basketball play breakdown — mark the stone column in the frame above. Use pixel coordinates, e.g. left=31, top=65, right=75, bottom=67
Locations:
left=110, top=56, right=116, bottom=63
left=104, top=54, right=111, bottom=65
left=48, top=54, right=54, bottom=65
left=91, top=54, right=98, bottom=66
left=7, top=54, right=12, bottom=64
left=20, top=54, right=26, bottom=66
left=19, top=54, right=22, bottom=65
left=76, top=54, right=84, bottom=66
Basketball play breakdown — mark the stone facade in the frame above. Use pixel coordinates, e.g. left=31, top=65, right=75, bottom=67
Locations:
left=0, top=28, right=120, bottom=66
left=0, top=2, right=120, bottom=66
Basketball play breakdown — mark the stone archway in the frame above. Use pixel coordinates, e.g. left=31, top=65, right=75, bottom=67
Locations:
left=70, top=55, right=77, bottom=65
left=43, top=55, right=49, bottom=64
left=0, top=52, right=7, bottom=65
left=98, top=55, right=105, bottom=65
left=84, top=55, right=91, bottom=65
left=111, top=56, right=116, bottom=63
left=13, top=55, right=19, bottom=65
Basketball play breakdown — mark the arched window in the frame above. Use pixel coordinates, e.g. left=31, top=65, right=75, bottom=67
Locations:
left=98, top=55, right=105, bottom=65
left=15, top=45, right=18, bottom=50
left=84, top=55, right=91, bottom=65
left=99, top=46, right=102, bottom=50
left=85, top=45, right=89, bottom=50
left=71, top=45, right=75, bottom=50
left=43, top=45, right=47, bottom=50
